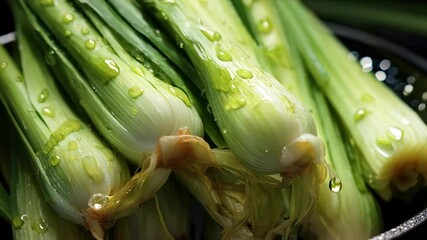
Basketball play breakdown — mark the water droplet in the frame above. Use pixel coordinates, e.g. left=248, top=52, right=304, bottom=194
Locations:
left=105, top=123, right=112, bottom=132
left=236, top=69, right=253, bottom=79
left=50, top=155, right=60, bottom=166
left=418, top=103, right=426, bottom=111
left=101, top=149, right=115, bottom=162
left=15, top=76, right=23, bottom=82
left=361, top=94, right=375, bottom=103
left=403, top=84, right=414, bottom=96
left=354, top=108, right=368, bottom=121
left=160, top=11, right=168, bottom=20
left=12, top=215, right=26, bottom=229
left=375, top=71, right=386, bottom=81
left=178, top=42, right=184, bottom=49
left=201, top=89, right=207, bottom=98
left=128, top=86, right=143, bottom=99
left=0, top=61, right=8, bottom=70
left=38, top=88, right=49, bottom=103
left=131, top=66, right=145, bottom=76
left=88, top=193, right=109, bottom=210
left=83, top=156, right=104, bottom=183
left=329, top=177, right=342, bottom=192
left=200, top=26, right=221, bottom=42
left=131, top=107, right=138, bottom=116
left=225, top=94, right=247, bottom=110
left=40, top=0, right=54, bottom=6
left=81, top=27, right=90, bottom=35
left=375, top=137, right=395, bottom=158
left=407, top=76, right=416, bottom=84
left=216, top=47, right=232, bottom=62
left=41, top=106, right=55, bottom=118
left=257, top=18, right=272, bottom=34
left=85, top=39, right=96, bottom=50
left=213, top=66, right=232, bottom=91
left=43, top=120, right=81, bottom=154
left=63, top=13, right=74, bottom=23
left=360, top=56, right=373, bottom=72
left=100, top=59, right=120, bottom=81
left=31, top=217, right=48, bottom=234
left=378, top=59, right=390, bottom=70
left=64, top=30, right=72, bottom=37
left=206, top=104, right=213, bottom=114
left=222, top=129, right=228, bottom=134
left=68, top=141, right=78, bottom=150
left=400, top=118, right=410, bottom=125
left=44, top=50, right=56, bottom=65
left=168, top=87, right=191, bottom=106
left=387, top=126, right=403, bottom=141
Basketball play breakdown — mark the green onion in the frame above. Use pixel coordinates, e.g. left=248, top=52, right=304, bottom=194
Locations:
left=0, top=115, right=11, bottom=223
left=10, top=130, right=93, bottom=240
left=0, top=180, right=10, bottom=223
left=112, top=177, right=191, bottom=240
left=23, top=0, right=204, bottom=166
left=145, top=0, right=325, bottom=175
left=279, top=0, right=427, bottom=200
left=235, top=0, right=383, bottom=238
left=153, top=128, right=286, bottom=238
left=73, top=0, right=226, bottom=148
left=1, top=6, right=131, bottom=239
left=10, top=4, right=179, bottom=237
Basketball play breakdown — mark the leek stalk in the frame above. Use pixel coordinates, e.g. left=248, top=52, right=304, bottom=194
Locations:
left=0, top=118, right=11, bottom=223
left=112, top=177, right=191, bottom=240
left=23, top=0, right=204, bottom=166
left=12, top=4, right=179, bottom=237
left=154, top=128, right=286, bottom=239
left=145, top=0, right=325, bottom=175
left=73, top=0, right=226, bottom=148
left=235, top=0, right=383, bottom=239
left=279, top=0, right=427, bottom=200
left=10, top=131, right=93, bottom=240
left=1, top=6, right=131, bottom=239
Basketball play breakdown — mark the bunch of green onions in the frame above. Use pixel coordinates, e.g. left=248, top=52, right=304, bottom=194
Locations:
left=0, top=0, right=426, bottom=239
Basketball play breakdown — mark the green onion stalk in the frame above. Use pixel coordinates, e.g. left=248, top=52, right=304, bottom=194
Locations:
left=0, top=106, right=11, bottom=223
left=0, top=121, right=11, bottom=223
left=154, top=128, right=286, bottom=239
left=0, top=8, right=131, bottom=240
left=76, top=0, right=225, bottom=147
left=11, top=3, right=199, bottom=238
left=279, top=0, right=427, bottom=200
left=22, top=0, right=204, bottom=166
left=9, top=131, right=93, bottom=240
left=145, top=0, right=326, bottom=177
left=107, top=0, right=195, bottom=78
left=235, top=0, right=383, bottom=239
left=0, top=169, right=10, bottom=224
left=0, top=104, right=11, bottom=188
left=144, top=0, right=329, bottom=237
left=73, top=0, right=226, bottom=148
left=112, top=176, right=191, bottom=240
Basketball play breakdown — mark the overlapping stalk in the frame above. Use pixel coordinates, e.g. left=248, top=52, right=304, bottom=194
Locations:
left=279, top=0, right=427, bottom=200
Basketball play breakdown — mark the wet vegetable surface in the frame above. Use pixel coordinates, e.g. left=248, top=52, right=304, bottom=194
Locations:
left=1, top=0, right=427, bottom=239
